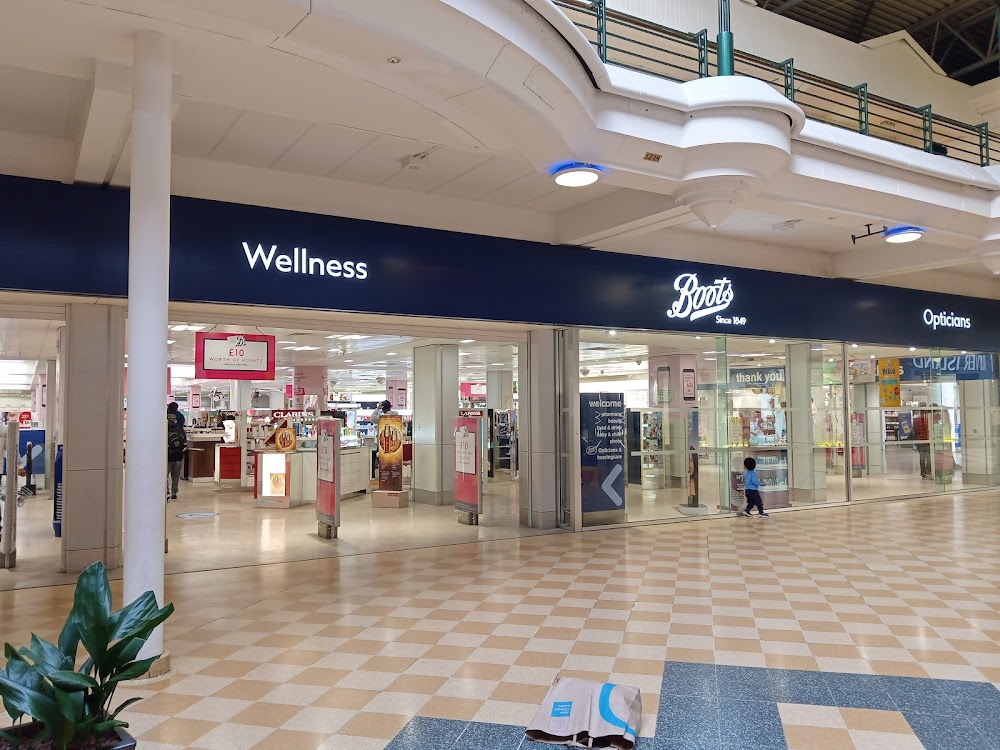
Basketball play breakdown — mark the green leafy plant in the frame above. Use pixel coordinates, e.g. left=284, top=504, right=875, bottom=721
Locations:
left=0, top=562, right=174, bottom=749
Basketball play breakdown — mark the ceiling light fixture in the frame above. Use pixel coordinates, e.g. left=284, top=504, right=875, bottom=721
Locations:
left=278, top=340, right=297, bottom=344
left=386, top=352, right=398, bottom=356
left=344, top=359, right=354, bottom=363
left=852, top=344, right=859, bottom=348
left=768, top=339, right=776, bottom=344
left=884, top=225, right=926, bottom=244
left=608, top=330, right=617, bottom=336
left=909, top=346, right=917, bottom=352
left=852, top=223, right=925, bottom=245
left=460, top=339, right=476, bottom=343
left=387, top=56, right=401, bottom=64
left=551, top=161, right=604, bottom=187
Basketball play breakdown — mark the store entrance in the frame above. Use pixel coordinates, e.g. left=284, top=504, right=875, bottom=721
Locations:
left=1, top=305, right=550, bottom=589
left=153, top=311, right=536, bottom=574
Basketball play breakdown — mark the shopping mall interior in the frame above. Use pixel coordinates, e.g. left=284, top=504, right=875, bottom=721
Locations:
left=3, top=0, right=1000, bottom=748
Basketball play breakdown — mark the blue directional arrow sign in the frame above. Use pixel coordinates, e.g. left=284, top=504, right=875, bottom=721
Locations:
left=580, top=393, right=626, bottom=513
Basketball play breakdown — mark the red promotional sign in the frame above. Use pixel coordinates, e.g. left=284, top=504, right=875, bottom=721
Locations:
left=454, top=416, right=481, bottom=514
left=195, top=332, right=276, bottom=380
left=18, top=411, right=32, bottom=427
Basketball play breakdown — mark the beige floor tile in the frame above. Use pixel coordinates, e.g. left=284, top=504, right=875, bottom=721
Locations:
left=289, top=667, right=351, bottom=686
left=230, top=702, right=303, bottom=728
left=783, top=725, right=855, bottom=750
left=138, top=717, right=217, bottom=745
left=252, top=729, right=330, bottom=750
left=311, top=687, right=381, bottom=710
left=337, top=711, right=412, bottom=739
left=840, top=708, right=913, bottom=734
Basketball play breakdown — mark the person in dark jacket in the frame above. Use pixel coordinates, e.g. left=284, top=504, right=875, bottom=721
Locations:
left=166, top=410, right=187, bottom=501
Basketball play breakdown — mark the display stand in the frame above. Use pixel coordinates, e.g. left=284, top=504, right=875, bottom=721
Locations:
left=454, top=415, right=484, bottom=524
left=316, top=418, right=341, bottom=539
left=373, top=413, right=409, bottom=507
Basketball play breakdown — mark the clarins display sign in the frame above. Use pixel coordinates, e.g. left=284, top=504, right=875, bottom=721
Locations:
left=0, top=174, right=998, bottom=350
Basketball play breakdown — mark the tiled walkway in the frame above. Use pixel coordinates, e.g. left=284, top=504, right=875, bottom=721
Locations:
left=1, top=492, right=998, bottom=749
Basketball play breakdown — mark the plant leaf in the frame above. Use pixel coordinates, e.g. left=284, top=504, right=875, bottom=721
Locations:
left=107, top=656, right=158, bottom=685
left=71, top=562, right=113, bottom=672
left=19, top=634, right=73, bottom=677
left=0, top=674, right=64, bottom=736
left=106, top=634, right=145, bottom=668
left=57, top=611, right=80, bottom=667
left=48, top=671, right=99, bottom=692
left=108, top=696, right=142, bottom=721
left=1, top=656, right=46, bottom=722
left=108, top=593, right=174, bottom=643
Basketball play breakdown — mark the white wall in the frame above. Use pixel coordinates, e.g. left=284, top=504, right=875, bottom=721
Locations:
left=611, top=0, right=981, bottom=123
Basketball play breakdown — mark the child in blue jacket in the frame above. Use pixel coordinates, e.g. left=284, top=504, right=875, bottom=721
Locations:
left=741, top=457, right=768, bottom=517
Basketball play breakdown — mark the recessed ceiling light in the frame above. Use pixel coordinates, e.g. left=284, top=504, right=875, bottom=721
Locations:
left=278, top=340, right=297, bottom=344
left=551, top=162, right=604, bottom=187
left=870, top=355, right=876, bottom=359
left=909, top=346, right=916, bottom=352
left=167, top=340, right=175, bottom=345
left=608, top=330, right=617, bottom=336
left=768, top=339, right=776, bottom=344
left=852, top=344, right=859, bottom=348
left=386, top=352, right=398, bottom=356
left=694, top=336, right=702, bottom=340
left=460, top=339, right=476, bottom=343
left=491, top=362, right=505, bottom=366
left=961, top=350, right=967, bottom=354
left=344, top=360, right=354, bottom=363
left=884, top=225, right=925, bottom=244
left=387, top=56, right=401, bottom=64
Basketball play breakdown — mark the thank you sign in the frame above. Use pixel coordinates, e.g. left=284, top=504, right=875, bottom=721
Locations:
left=580, top=393, right=626, bottom=513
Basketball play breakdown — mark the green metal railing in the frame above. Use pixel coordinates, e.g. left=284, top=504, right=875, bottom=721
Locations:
left=551, top=0, right=997, bottom=167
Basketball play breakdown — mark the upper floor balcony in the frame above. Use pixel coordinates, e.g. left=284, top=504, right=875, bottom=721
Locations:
left=553, top=0, right=998, bottom=168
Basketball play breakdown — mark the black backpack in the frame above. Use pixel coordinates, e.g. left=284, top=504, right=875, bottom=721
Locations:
left=167, top=426, right=187, bottom=458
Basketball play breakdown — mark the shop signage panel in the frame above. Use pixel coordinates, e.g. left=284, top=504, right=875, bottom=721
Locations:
left=580, top=393, right=626, bottom=513
left=377, top=414, right=404, bottom=492
left=2, top=174, right=999, bottom=351
left=195, top=332, right=276, bottom=380
left=454, top=417, right=481, bottom=514
left=900, top=354, right=996, bottom=381
left=879, top=359, right=902, bottom=408
left=316, top=417, right=340, bottom=529
left=729, top=367, right=786, bottom=388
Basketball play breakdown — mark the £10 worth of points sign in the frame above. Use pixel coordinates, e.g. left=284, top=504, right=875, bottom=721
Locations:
left=195, top=332, right=276, bottom=380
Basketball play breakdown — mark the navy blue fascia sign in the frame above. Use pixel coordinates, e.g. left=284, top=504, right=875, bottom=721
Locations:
left=0, top=173, right=997, bottom=350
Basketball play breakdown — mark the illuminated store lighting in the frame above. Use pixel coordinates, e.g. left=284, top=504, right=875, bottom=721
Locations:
left=884, top=225, right=925, bottom=244
left=551, top=162, right=604, bottom=187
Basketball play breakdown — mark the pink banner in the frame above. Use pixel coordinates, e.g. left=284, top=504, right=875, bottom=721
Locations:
left=316, top=418, right=340, bottom=528
left=454, top=416, right=481, bottom=514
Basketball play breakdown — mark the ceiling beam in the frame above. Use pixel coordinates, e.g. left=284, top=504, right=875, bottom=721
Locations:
left=771, top=0, right=811, bottom=14
left=951, top=52, right=1000, bottom=79
left=941, top=21, right=989, bottom=60
left=908, top=0, right=984, bottom=34
left=831, top=242, right=976, bottom=280
left=855, top=0, right=879, bottom=41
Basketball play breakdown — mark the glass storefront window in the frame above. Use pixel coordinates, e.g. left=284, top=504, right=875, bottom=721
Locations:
left=578, top=333, right=1000, bottom=527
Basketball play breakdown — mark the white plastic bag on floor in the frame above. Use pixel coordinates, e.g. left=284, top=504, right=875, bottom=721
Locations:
left=525, top=677, right=641, bottom=749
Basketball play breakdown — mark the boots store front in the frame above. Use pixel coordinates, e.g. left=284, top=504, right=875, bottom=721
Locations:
left=3, top=174, right=1000, bottom=535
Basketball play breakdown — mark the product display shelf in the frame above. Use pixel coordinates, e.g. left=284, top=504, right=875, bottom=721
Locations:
left=729, top=445, right=791, bottom=510
left=636, top=409, right=666, bottom=489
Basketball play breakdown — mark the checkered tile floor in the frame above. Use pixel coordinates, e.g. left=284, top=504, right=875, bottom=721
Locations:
left=0, top=493, right=998, bottom=749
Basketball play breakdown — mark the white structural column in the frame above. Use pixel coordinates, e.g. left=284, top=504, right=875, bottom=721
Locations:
left=124, top=30, right=172, bottom=662
left=229, top=380, right=253, bottom=410
left=786, top=343, right=825, bottom=503
left=526, top=329, right=569, bottom=530
left=486, top=370, right=514, bottom=411
left=61, top=304, right=125, bottom=572
left=412, top=344, right=459, bottom=505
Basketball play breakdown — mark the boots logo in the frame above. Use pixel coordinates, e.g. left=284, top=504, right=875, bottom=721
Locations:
left=666, top=273, right=735, bottom=322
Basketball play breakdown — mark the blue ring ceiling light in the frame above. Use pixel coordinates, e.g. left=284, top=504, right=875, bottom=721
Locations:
left=883, top=225, right=925, bottom=244
left=550, top=161, right=605, bottom=187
